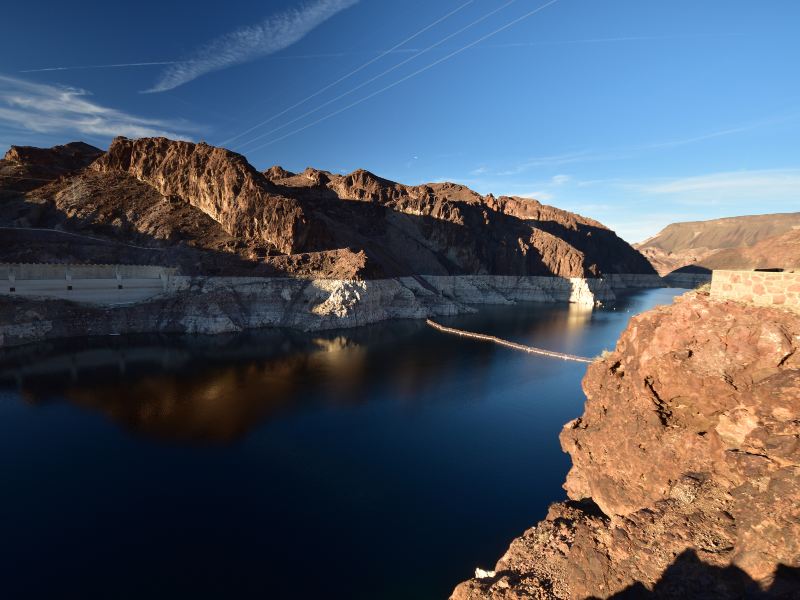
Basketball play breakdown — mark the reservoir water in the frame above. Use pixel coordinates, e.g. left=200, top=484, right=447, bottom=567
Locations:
left=0, top=288, right=685, bottom=599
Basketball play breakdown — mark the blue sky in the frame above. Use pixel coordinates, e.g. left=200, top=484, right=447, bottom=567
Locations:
left=1, top=0, right=799, bottom=242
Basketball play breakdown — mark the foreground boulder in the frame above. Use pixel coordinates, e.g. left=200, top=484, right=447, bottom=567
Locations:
left=452, top=292, right=799, bottom=598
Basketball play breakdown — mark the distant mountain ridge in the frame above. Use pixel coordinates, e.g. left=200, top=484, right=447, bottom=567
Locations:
left=635, top=213, right=800, bottom=275
left=1, top=136, right=654, bottom=279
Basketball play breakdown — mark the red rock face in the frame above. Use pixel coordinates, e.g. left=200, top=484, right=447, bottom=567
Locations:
left=3, top=141, right=103, bottom=175
left=265, top=160, right=654, bottom=278
left=452, top=292, right=800, bottom=598
left=1, top=142, right=103, bottom=196
left=4, top=136, right=655, bottom=279
left=91, top=137, right=326, bottom=255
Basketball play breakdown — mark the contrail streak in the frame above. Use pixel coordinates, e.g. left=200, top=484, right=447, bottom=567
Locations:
left=234, top=0, right=519, bottom=151
left=220, top=0, right=475, bottom=147
left=246, top=0, right=561, bottom=153
left=20, top=33, right=745, bottom=75
left=19, top=61, right=183, bottom=73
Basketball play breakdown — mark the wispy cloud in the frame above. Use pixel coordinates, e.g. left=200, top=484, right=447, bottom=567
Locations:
left=145, top=0, right=359, bottom=93
left=519, top=190, right=554, bottom=201
left=630, top=168, right=800, bottom=203
left=496, top=150, right=630, bottom=175
left=482, top=33, right=747, bottom=50
left=552, top=169, right=800, bottom=241
left=0, top=74, right=192, bottom=139
left=488, top=113, right=799, bottom=177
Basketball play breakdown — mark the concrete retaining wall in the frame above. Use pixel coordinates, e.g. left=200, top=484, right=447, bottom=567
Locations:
left=0, top=263, right=177, bottom=305
left=0, top=263, right=175, bottom=280
left=711, top=270, right=800, bottom=312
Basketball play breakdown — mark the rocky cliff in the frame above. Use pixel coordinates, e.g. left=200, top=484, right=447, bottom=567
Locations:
left=1, top=137, right=654, bottom=280
left=265, top=162, right=652, bottom=278
left=0, top=142, right=103, bottom=198
left=90, top=137, right=323, bottom=255
left=452, top=292, right=799, bottom=598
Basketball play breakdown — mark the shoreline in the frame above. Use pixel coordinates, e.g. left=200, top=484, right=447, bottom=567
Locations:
left=0, top=273, right=681, bottom=348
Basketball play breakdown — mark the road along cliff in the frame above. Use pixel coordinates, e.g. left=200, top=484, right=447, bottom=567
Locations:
left=451, top=290, right=800, bottom=599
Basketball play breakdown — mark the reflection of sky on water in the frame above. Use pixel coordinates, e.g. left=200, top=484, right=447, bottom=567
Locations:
left=0, top=289, right=686, bottom=445
left=0, top=289, right=688, bottom=600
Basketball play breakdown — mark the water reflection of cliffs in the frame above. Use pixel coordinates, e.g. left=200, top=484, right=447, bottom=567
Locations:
left=0, top=302, right=606, bottom=444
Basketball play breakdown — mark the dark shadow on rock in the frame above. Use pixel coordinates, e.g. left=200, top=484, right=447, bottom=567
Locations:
left=533, top=219, right=657, bottom=275
left=599, top=549, right=800, bottom=599
left=2, top=147, right=657, bottom=280
left=669, top=264, right=712, bottom=276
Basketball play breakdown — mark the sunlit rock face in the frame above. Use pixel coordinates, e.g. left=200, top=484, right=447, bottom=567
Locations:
left=452, top=291, right=800, bottom=598
left=91, top=137, right=322, bottom=255
left=84, top=136, right=654, bottom=278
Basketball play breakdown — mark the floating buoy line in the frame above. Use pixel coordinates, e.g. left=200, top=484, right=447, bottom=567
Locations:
left=425, top=319, right=593, bottom=363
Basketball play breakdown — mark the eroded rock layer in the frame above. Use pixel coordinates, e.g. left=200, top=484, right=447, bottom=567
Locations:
left=1, top=137, right=654, bottom=280
left=91, top=137, right=324, bottom=255
left=452, top=292, right=800, bottom=599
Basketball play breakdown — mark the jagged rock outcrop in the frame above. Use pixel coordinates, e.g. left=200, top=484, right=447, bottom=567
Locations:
left=452, top=292, right=800, bottom=598
left=2, top=136, right=654, bottom=280
left=265, top=160, right=655, bottom=277
left=0, top=142, right=103, bottom=197
left=91, top=137, right=329, bottom=255
left=3, top=142, right=103, bottom=178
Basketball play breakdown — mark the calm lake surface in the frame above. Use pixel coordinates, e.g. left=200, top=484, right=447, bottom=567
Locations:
left=0, top=288, right=685, bottom=599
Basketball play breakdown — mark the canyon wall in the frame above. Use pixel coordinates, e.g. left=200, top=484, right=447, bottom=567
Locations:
left=451, top=291, right=800, bottom=598
left=90, top=137, right=325, bottom=255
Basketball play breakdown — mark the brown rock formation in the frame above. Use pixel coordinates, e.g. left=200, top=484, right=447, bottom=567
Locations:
left=0, top=141, right=103, bottom=197
left=2, top=136, right=654, bottom=279
left=91, top=137, right=326, bottom=255
left=452, top=292, right=800, bottom=598
left=696, top=228, right=800, bottom=272
left=265, top=160, right=654, bottom=277
left=635, top=213, right=800, bottom=275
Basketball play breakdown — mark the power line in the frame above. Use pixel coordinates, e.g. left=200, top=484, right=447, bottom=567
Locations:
left=221, top=0, right=475, bottom=148
left=234, top=0, right=519, bottom=151
left=246, top=0, right=561, bottom=152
